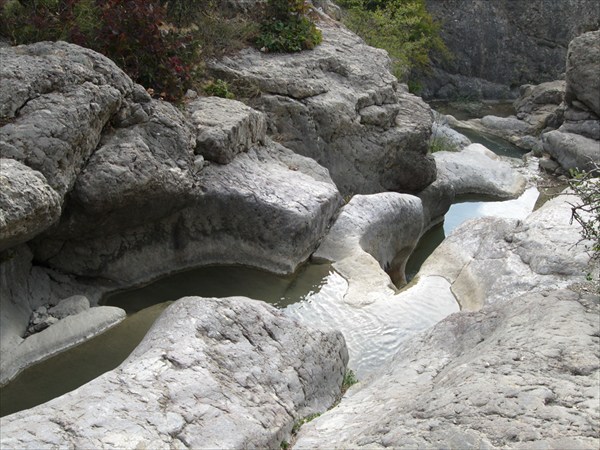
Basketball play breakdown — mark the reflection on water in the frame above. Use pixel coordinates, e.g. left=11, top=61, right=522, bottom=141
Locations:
left=1, top=263, right=332, bottom=417
left=0, top=303, right=170, bottom=417
left=103, top=263, right=333, bottom=313
left=455, top=126, right=525, bottom=159
left=443, top=187, right=540, bottom=235
left=406, top=187, right=540, bottom=282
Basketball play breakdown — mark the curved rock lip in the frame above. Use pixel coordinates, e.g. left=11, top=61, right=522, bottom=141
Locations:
left=0, top=306, right=125, bottom=386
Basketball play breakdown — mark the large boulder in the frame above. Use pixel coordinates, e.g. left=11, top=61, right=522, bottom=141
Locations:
left=0, top=159, right=61, bottom=251
left=422, top=0, right=600, bottom=99
left=566, top=30, right=600, bottom=116
left=187, top=96, right=267, bottom=164
left=209, top=21, right=436, bottom=195
left=542, top=130, right=600, bottom=172
left=49, top=99, right=198, bottom=238
left=419, top=191, right=593, bottom=311
left=294, top=288, right=599, bottom=449
left=434, top=144, right=526, bottom=198
left=32, top=142, right=343, bottom=285
left=0, top=42, right=134, bottom=198
left=1, top=296, right=349, bottom=449
left=418, top=143, right=527, bottom=226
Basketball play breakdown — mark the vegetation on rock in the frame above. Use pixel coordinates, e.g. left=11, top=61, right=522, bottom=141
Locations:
left=0, top=0, right=259, bottom=99
left=334, top=0, right=448, bottom=90
left=256, top=0, right=322, bottom=52
left=568, top=165, right=600, bottom=264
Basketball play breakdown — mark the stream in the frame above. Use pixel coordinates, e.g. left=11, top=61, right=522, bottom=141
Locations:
left=0, top=112, right=540, bottom=417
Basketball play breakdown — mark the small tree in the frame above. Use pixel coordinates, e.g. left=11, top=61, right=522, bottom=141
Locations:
left=568, top=164, right=600, bottom=263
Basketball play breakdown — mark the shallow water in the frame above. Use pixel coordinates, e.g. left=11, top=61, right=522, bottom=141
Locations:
left=0, top=263, right=333, bottom=417
left=405, top=187, right=540, bottom=283
left=429, top=100, right=516, bottom=121
left=1, top=126, right=539, bottom=416
left=454, top=126, right=525, bottom=159
left=0, top=303, right=170, bottom=417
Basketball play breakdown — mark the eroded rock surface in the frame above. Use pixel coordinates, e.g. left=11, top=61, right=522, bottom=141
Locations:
left=420, top=191, right=592, bottom=311
left=1, top=296, right=348, bottom=449
left=422, top=0, right=600, bottom=99
left=566, top=30, right=600, bottom=116
left=287, top=193, right=459, bottom=377
left=294, top=289, right=599, bottom=449
left=33, top=142, right=342, bottom=285
left=0, top=42, right=133, bottom=197
left=0, top=159, right=61, bottom=251
left=209, top=21, right=436, bottom=195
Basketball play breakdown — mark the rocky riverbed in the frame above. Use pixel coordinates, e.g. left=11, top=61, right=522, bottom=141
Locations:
left=0, top=5, right=598, bottom=449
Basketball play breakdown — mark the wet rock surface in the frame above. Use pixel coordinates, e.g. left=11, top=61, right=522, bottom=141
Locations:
left=1, top=296, right=348, bottom=449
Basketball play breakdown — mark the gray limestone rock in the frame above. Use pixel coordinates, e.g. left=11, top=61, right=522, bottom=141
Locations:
left=50, top=100, right=198, bottom=238
left=566, top=30, right=600, bottom=117
left=420, top=191, right=593, bottom=311
left=430, top=114, right=472, bottom=151
left=1, top=305, right=125, bottom=386
left=422, top=0, right=600, bottom=99
left=514, top=80, right=566, bottom=132
left=0, top=42, right=134, bottom=198
left=187, top=96, right=267, bottom=164
left=0, top=159, right=61, bottom=251
left=0, top=245, right=112, bottom=384
left=209, top=22, right=436, bottom=195
left=287, top=193, right=459, bottom=377
left=33, top=143, right=343, bottom=286
left=542, top=130, right=600, bottom=172
left=294, top=289, right=599, bottom=449
left=314, top=193, right=424, bottom=288
left=48, top=295, right=90, bottom=320
left=434, top=144, right=526, bottom=198
left=0, top=296, right=348, bottom=449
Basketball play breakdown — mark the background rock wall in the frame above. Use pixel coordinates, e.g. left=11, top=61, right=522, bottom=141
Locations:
left=422, top=0, right=600, bottom=99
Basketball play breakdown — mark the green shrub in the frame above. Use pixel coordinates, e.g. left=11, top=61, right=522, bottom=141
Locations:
left=203, top=79, right=235, bottom=99
left=335, top=0, right=448, bottom=81
left=256, top=0, right=322, bottom=52
left=1, top=0, right=197, bottom=100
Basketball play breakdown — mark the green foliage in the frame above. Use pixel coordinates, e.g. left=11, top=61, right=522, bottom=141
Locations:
left=0, top=0, right=198, bottom=99
left=568, top=166, right=600, bottom=262
left=342, top=368, right=358, bottom=392
left=256, top=0, right=322, bottom=52
left=280, top=440, right=290, bottom=450
left=0, top=0, right=100, bottom=44
left=428, top=135, right=458, bottom=153
left=203, top=79, right=235, bottom=99
left=335, top=0, right=448, bottom=81
left=291, top=412, right=321, bottom=434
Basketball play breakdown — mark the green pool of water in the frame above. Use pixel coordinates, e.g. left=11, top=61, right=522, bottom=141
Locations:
left=0, top=263, right=332, bottom=417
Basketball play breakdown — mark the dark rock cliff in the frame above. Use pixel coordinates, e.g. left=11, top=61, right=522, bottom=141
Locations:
left=422, top=0, right=600, bottom=99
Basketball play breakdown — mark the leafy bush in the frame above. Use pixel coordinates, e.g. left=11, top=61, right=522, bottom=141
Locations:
left=256, top=0, right=322, bottom=52
left=335, top=0, right=448, bottom=83
left=203, top=79, right=235, bottom=99
left=1, top=0, right=197, bottom=99
left=0, top=0, right=100, bottom=45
